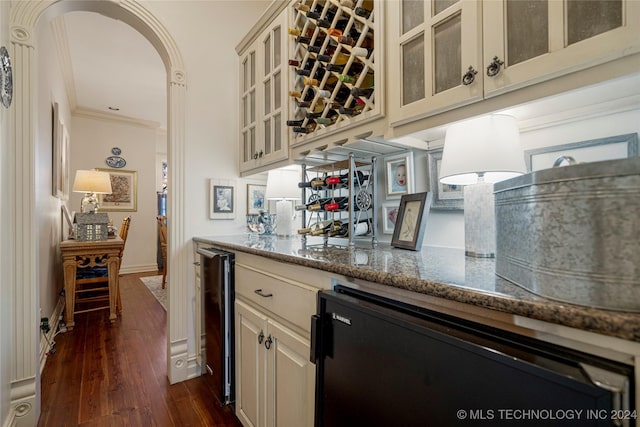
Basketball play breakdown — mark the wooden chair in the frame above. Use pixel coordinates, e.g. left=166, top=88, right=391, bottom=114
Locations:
left=157, top=215, right=167, bottom=289
left=74, top=216, right=131, bottom=313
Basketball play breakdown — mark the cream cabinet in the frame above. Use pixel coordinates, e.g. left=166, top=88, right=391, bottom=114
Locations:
left=239, top=7, right=289, bottom=175
left=234, top=253, right=331, bottom=427
left=387, top=0, right=640, bottom=126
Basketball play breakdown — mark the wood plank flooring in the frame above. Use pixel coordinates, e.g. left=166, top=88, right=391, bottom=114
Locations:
left=38, top=272, right=242, bottom=427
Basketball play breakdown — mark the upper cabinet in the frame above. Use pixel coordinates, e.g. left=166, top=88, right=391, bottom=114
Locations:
left=239, top=7, right=289, bottom=175
left=287, top=0, right=386, bottom=148
left=387, top=0, right=640, bottom=127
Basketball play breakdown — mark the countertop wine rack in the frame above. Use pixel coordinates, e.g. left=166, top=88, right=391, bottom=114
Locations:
left=288, top=0, right=377, bottom=139
left=300, top=153, right=377, bottom=247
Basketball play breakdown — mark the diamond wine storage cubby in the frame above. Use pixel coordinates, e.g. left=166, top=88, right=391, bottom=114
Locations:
left=299, top=153, right=377, bottom=247
left=287, top=0, right=382, bottom=143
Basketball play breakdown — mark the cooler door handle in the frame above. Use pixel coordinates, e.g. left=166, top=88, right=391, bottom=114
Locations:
left=310, top=314, right=320, bottom=364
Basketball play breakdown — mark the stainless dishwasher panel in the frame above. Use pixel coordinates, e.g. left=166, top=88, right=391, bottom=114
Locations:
left=197, top=246, right=235, bottom=407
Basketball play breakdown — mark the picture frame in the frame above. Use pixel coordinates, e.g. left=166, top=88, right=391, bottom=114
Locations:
left=247, top=184, right=267, bottom=215
left=427, top=148, right=464, bottom=211
left=391, top=192, right=432, bottom=251
left=381, top=202, right=400, bottom=234
left=209, top=179, right=235, bottom=219
left=385, top=152, right=414, bottom=199
left=96, top=168, right=138, bottom=212
left=525, top=133, right=638, bottom=172
left=52, top=102, right=70, bottom=199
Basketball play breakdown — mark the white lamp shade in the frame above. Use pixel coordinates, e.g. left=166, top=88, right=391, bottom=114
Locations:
left=439, top=114, right=526, bottom=185
left=265, top=167, right=301, bottom=200
left=72, top=170, right=113, bottom=194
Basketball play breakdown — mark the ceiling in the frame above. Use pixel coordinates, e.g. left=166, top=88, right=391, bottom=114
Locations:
left=54, top=11, right=639, bottom=145
left=55, top=11, right=167, bottom=128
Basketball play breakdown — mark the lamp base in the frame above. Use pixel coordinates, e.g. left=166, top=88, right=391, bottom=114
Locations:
left=463, top=182, right=496, bottom=258
left=275, top=200, right=294, bottom=237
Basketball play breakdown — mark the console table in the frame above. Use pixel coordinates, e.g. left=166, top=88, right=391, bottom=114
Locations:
left=60, top=237, right=124, bottom=329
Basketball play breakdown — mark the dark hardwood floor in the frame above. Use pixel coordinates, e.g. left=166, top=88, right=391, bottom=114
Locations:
left=39, top=272, right=242, bottom=427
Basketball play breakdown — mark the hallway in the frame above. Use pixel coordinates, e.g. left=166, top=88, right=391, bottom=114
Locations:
left=38, top=273, right=241, bottom=426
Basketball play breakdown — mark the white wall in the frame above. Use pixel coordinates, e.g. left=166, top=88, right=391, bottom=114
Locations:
left=70, top=114, right=164, bottom=273
left=36, top=18, right=73, bottom=324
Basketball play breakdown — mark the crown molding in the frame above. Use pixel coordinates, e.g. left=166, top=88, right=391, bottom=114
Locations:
left=73, top=106, right=164, bottom=130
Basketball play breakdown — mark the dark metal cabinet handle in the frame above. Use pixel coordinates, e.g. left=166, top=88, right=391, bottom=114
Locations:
left=258, top=150, right=264, bottom=158
left=258, top=330, right=264, bottom=344
left=193, top=261, right=201, bottom=266
left=462, top=66, right=477, bottom=85
left=486, top=56, right=504, bottom=77
left=264, top=335, right=273, bottom=350
left=253, top=151, right=259, bottom=160
left=254, top=289, right=273, bottom=298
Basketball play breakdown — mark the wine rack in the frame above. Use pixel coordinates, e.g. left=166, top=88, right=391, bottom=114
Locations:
left=299, top=153, right=377, bottom=247
left=288, top=0, right=378, bottom=139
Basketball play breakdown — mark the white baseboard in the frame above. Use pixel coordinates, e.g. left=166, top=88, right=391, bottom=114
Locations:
left=39, top=297, right=65, bottom=373
left=120, top=263, right=159, bottom=275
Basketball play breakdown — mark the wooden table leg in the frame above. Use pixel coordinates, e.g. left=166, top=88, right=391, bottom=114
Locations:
left=107, top=254, right=120, bottom=322
left=62, top=256, right=77, bottom=330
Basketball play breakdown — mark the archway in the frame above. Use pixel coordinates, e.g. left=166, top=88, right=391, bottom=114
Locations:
left=8, top=1, right=188, bottom=424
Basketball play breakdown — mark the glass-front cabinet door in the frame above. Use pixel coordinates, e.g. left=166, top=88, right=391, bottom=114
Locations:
left=482, top=0, right=639, bottom=96
left=240, top=48, right=257, bottom=170
left=388, top=0, right=482, bottom=126
left=239, top=6, right=289, bottom=175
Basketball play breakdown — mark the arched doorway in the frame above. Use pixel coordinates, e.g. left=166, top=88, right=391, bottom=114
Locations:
left=8, top=1, right=189, bottom=424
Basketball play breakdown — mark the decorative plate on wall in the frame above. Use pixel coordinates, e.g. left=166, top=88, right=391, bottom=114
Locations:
left=105, top=156, right=126, bottom=168
left=0, top=46, right=13, bottom=109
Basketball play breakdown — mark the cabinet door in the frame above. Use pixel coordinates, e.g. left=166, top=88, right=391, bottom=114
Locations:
left=483, top=0, right=640, bottom=97
left=235, top=300, right=268, bottom=427
left=260, top=12, right=288, bottom=166
left=240, top=47, right=258, bottom=172
left=388, top=0, right=482, bottom=126
left=266, top=319, right=315, bottom=427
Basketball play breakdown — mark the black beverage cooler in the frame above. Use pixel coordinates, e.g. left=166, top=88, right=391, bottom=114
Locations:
left=311, top=285, right=635, bottom=427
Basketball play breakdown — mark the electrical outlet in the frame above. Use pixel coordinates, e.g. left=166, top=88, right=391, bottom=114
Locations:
left=40, top=317, right=50, bottom=333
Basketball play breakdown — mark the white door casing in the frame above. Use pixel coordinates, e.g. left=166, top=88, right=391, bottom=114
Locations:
left=8, top=1, right=187, bottom=424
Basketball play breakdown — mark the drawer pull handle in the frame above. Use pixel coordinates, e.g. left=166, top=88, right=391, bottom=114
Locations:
left=264, top=335, right=273, bottom=350
left=258, top=330, right=264, bottom=344
left=254, top=289, right=273, bottom=298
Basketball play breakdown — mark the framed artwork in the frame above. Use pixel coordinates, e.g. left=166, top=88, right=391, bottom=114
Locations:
left=96, top=168, right=138, bottom=211
left=382, top=202, right=400, bottom=234
left=428, top=148, right=464, bottom=211
left=525, top=133, right=638, bottom=172
left=52, top=102, right=70, bottom=199
left=247, top=184, right=267, bottom=215
left=391, top=192, right=432, bottom=251
left=385, top=152, right=414, bottom=198
left=210, top=179, right=235, bottom=219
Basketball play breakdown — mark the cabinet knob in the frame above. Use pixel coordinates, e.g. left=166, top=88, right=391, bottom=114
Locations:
left=258, top=330, right=265, bottom=344
left=258, top=150, right=264, bottom=158
left=253, top=151, right=259, bottom=160
left=486, top=56, right=504, bottom=78
left=264, top=335, right=273, bottom=350
left=462, top=66, right=477, bottom=85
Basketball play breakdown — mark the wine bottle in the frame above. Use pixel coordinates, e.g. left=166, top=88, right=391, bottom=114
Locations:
left=293, top=2, right=310, bottom=13
left=316, top=110, right=339, bottom=126
left=286, top=119, right=305, bottom=127
left=294, top=197, right=333, bottom=211
left=324, top=170, right=370, bottom=186
left=298, top=177, right=326, bottom=188
left=339, top=69, right=374, bottom=88
left=293, top=122, right=318, bottom=133
left=340, top=0, right=354, bottom=8
left=288, top=59, right=302, bottom=67
left=351, top=86, right=374, bottom=98
left=297, top=219, right=334, bottom=235
left=327, top=220, right=370, bottom=237
left=309, top=220, right=343, bottom=236
left=354, top=0, right=374, bottom=18
left=339, top=104, right=365, bottom=116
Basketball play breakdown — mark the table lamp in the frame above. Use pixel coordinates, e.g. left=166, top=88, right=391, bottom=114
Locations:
left=439, top=114, right=526, bottom=257
left=72, top=169, right=113, bottom=213
left=265, top=167, right=302, bottom=236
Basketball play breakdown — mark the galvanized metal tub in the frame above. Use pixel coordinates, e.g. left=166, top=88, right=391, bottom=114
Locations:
left=494, top=157, right=640, bottom=312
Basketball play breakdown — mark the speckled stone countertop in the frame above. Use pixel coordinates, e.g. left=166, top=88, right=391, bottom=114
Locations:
left=194, top=235, right=640, bottom=342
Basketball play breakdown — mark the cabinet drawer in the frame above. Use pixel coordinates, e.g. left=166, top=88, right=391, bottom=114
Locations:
left=236, top=265, right=317, bottom=332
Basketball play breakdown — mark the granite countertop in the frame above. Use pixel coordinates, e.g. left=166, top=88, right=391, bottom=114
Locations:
left=194, top=235, right=640, bottom=343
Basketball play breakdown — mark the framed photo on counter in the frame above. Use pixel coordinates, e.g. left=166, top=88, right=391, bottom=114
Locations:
left=385, top=152, right=414, bottom=199
left=391, top=192, right=432, bottom=251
